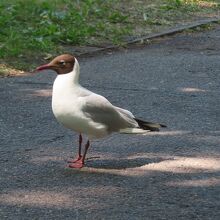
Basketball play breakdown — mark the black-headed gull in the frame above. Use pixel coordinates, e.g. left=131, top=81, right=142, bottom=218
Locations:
left=36, top=54, right=166, bottom=168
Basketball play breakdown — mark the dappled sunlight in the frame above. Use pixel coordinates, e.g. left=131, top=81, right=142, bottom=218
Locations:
left=0, top=187, right=118, bottom=209
left=140, top=156, right=220, bottom=173
left=29, top=152, right=220, bottom=177
left=0, top=190, right=75, bottom=208
left=20, top=88, right=52, bottom=97
left=31, top=89, right=52, bottom=97
left=81, top=166, right=150, bottom=177
left=0, top=64, right=25, bottom=77
left=180, top=0, right=219, bottom=8
left=82, top=155, right=220, bottom=176
left=179, top=87, right=207, bottom=93
left=167, top=177, right=220, bottom=187
left=197, top=1, right=219, bottom=8
left=127, top=152, right=173, bottom=160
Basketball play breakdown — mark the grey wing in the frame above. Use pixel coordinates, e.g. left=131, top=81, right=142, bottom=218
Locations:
left=114, top=107, right=135, bottom=117
left=114, top=106, right=137, bottom=125
left=81, top=94, right=138, bottom=132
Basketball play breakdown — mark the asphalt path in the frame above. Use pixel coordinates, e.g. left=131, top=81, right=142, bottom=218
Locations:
left=0, top=26, right=220, bottom=220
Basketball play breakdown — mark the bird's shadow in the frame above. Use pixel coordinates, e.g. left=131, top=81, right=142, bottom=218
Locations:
left=85, top=157, right=165, bottom=169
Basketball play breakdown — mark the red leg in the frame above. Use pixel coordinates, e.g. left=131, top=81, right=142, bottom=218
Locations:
left=69, top=140, right=90, bottom=168
left=68, top=134, right=82, bottom=163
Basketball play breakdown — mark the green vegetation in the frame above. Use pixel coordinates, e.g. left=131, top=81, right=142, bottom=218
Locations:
left=0, top=0, right=219, bottom=74
left=118, top=0, right=220, bottom=36
left=0, top=0, right=129, bottom=60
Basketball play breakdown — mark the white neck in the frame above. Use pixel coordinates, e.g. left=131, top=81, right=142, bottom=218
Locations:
left=69, top=58, right=80, bottom=84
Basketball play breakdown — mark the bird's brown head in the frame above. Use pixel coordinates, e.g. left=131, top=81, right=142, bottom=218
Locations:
left=36, top=54, right=76, bottom=75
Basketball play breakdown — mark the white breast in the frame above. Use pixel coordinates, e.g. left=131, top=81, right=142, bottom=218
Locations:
left=52, top=73, right=108, bottom=138
left=52, top=73, right=84, bottom=129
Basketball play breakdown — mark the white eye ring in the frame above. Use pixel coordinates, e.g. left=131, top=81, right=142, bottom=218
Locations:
left=59, top=60, right=66, bottom=65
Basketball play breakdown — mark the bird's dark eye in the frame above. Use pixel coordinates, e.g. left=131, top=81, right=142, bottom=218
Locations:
left=59, top=60, right=66, bottom=66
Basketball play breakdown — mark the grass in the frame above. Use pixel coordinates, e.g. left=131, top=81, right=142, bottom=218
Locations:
left=0, top=0, right=130, bottom=72
left=0, top=0, right=220, bottom=75
left=116, top=0, right=220, bottom=36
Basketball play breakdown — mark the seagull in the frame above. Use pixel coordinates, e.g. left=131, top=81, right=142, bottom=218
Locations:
left=36, top=54, right=166, bottom=168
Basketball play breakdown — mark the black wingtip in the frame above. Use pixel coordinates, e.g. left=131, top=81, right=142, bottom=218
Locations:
left=134, top=118, right=167, bottom=131
left=160, top=123, right=167, bottom=128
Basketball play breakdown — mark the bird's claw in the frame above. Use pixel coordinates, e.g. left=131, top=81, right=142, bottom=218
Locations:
left=68, top=160, right=84, bottom=169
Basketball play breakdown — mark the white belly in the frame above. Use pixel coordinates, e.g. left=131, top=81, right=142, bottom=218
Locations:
left=52, top=77, right=108, bottom=139
left=52, top=97, right=85, bottom=132
left=52, top=100, right=108, bottom=138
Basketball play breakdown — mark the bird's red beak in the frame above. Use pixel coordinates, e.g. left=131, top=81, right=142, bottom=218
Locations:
left=36, top=63, right=50, bottom=71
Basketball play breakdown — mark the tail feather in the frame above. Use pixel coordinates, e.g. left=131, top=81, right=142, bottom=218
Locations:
left=134, top=118, right=167, bottom=132
left=119, top=128, right=150, bottom=134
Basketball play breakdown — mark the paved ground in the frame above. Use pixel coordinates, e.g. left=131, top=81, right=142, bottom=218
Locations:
left=0, top=26, right=220, bottom=220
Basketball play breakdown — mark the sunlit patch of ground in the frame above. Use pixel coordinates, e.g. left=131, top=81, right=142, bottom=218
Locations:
left=31, top=89, right=52, bottom=97
left=0, top=190, right=74, bottom=208
left=0, top=187, right=118, bottom=209
left=198, top=1, right=219, bottom=8
left=0, top=64, right=25, bottom=77
left=179, top=87, right=207, bottom=92
left=69, top=154, right=220, bottom=177
left=21, top=89, right=52, bottom=97
left=28, top=145, right=220, bottom=177
left=139, top=156, right=220, bottom=173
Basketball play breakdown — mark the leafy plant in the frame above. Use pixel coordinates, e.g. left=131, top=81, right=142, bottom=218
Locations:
left=0, top=0, right=129, bottom=59
left=0, top=0, right=219, bottom=72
